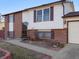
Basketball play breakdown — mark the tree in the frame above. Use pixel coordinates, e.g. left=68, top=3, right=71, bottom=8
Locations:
left=0, top=13, right=5, bottom=22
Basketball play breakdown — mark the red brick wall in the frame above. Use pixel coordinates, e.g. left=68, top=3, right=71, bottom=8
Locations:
left=53, top=29, right=67, bottom=43
left=5, top=15, right=9, bottom=38
left=5, top=12, right=22, bottom=39
left=14, top=12, right=22, bottom=38
left=27, top=29, right=67, bottom=43
left=27, top=30, right=37, bottom=40
left=0, top=30, right=4, bottom=39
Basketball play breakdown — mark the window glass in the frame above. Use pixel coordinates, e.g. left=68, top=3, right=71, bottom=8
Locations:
left=43, top=8, right=49, bottom=21
left=37, top=10, right=42, bottom=22
left=9, top=14, right=13, bottom=23
left=38, top=32, right=51, bottom=39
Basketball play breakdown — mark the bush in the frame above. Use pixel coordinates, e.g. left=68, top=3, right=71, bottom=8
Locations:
left=51, top=40, right=65, bottom=48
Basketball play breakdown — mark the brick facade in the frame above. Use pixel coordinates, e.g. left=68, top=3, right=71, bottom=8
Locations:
left=5, top=12, right=22, bottom=39
left=27, top=29, right=67, bottom=43
left=27, top=30, right=38, bottom=40
left=53, top=29, right=67, bottom=43
left=14, top=12, right=22, bottom=38
left=5, top=15, right=9, bottom=38
left=5, top=15, right=67, bottom=43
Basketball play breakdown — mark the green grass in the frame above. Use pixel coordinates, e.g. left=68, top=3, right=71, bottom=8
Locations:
left=0, top=41, right=43, bottom=59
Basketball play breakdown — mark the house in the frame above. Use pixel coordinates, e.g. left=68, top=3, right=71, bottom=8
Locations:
left=0, top=21, right=5, bottom=30
left=0, top=16, right=5, bottom=39
left=3, top=0, right=74, bottom=43
left=63, top=11, right=79, bottom=44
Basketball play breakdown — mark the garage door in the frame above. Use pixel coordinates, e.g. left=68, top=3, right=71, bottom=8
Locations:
left=68, top=21, right=79, bottom=44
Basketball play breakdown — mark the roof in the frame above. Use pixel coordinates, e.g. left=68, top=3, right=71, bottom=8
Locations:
left=63, top=11, right=79, bottom=18
left=3, top=1, right=70, bottom=16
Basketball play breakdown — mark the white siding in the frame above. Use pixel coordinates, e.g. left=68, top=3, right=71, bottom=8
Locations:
left=66, top=17, right=79, bottom=21
left=64, top=3, right=74, bottom=14
left=64, top=17, right=79, bottom=28
left=53, top=4, right=64, bottom=29
left=22, top=2, right=74, bottom=30
left=22, top=10, right=34, bottom=29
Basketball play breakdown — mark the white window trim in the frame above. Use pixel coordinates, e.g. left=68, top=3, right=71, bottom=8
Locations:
left=42, top=9, right=43, bottom=22
left=49, top=8, right=51, bottom=21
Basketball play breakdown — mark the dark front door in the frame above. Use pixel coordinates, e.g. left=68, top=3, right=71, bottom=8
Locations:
left=22, top=23, right=27, bottom=38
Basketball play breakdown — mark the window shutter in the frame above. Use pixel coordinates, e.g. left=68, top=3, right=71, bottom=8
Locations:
left=50, top=7, right=54, bottom=21
left=51, top=30, right=54, bottom=39
left=34, top=10, right=36, bottom=22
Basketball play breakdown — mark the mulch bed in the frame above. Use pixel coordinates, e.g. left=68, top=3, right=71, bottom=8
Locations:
left=22, top=40, right=61, bottom=51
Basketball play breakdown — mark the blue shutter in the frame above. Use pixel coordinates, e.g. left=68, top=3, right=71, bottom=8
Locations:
left=50, top=7, right=54, bottom=21
left=34, top=10, right=36, bottom=22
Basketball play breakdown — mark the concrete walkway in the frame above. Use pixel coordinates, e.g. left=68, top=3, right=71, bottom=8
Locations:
left=5, top=39, right=79, bottom=59
left=5, top=39, right=58, bottom=59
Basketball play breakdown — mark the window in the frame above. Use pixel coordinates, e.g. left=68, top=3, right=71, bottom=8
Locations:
left=43, top=8, right=49, bottom=21
left=34, top=7, right=53, bottom=22
left=8, top=31, right=15, bottom=38
left=37, top=10, right=42, bottom=22
left=8, top=14, right=14, bottom=38
left=9, top=14, right=14, bottom=23
left=38, top=31, right=51, bottom=39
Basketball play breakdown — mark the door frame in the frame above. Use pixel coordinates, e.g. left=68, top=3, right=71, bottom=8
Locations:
left=67, top=20, right=79, bottom=43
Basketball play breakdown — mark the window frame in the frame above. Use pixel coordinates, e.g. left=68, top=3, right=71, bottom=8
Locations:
left=38, top=31, right=52, bottom=39
left=8, top=14, right=14, bottom=38
left=9, top=14, right=14, bottom=23
left=36, top=10, right=43, bottom=22
left=35, top=7, right=51, bottom=22
left=8, top=31, right=15, bottom=38
left=43, top=8, right=50, bottom=21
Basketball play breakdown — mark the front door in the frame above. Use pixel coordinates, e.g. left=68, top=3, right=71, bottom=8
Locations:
left=22, top=23, right=27, bottom=38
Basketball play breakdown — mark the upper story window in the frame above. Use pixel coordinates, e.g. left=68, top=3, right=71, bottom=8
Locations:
left=9, top=14, right=14, bottom=23
left=43, top=8, right=50, bottom=21
left=34, top=7, right=53, bottom=22
left=37, top=10, right=42, bottom=22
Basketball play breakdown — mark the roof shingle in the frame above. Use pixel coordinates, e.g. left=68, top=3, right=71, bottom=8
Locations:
left=63, top=11, right=79, bottom=18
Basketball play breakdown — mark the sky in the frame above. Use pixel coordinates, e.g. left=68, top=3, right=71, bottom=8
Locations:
left=0, top=0, right=79, bottom=14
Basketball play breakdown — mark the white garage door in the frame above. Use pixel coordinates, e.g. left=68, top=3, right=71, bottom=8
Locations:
left=68, top=21, right=79, bottom=44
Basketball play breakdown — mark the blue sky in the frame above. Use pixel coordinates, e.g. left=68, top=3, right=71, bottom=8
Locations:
left=0, top=0, right=79, bottom=14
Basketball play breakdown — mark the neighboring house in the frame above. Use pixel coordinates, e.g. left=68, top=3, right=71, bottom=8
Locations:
left=3, top=0, right=74, bottom=43
left=0, top=21, right=4, bottom=30
left=0, top=14, right=5, bottom=30
left=0, top=16, right=5, bottom=39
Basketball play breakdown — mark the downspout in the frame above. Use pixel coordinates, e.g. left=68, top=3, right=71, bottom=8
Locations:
left=61, top=1, right=66, bottom=24
left=62, top=1, right=65, bottom=16
left=61, top=1, right=68, bottom=43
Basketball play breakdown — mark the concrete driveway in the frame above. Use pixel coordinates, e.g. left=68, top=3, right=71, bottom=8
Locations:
left=54, top=43, right=79, bottom=59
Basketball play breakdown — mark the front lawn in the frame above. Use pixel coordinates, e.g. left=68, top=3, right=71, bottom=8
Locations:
left=0, top=41, right=49, bottom=59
